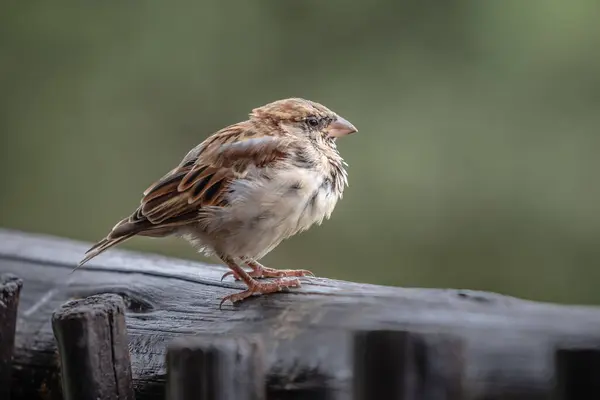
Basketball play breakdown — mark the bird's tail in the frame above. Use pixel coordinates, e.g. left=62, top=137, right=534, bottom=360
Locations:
left=75, top=204, right=186, bottom=272
left=73, top=215, right=145, bottom=273
left=75, top=235, right=134, bottom=271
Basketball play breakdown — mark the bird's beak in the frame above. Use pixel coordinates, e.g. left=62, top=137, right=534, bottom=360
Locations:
left=325, top=116, right=358, bottom=138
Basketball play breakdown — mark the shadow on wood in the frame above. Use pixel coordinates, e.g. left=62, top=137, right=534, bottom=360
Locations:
left=3, top=228, right=600, bottom=399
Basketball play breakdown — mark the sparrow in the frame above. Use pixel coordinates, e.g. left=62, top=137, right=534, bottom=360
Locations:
left=78, top=98, right=357, bottom=307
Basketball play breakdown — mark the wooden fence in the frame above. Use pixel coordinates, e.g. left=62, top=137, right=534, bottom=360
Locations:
left=1, top=228, right=600, bottom=399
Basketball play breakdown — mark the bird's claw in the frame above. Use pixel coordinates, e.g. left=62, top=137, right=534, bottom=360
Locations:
left=220, top=270, right=239, bottom=281
left=219, top=278, right=302, bottom=309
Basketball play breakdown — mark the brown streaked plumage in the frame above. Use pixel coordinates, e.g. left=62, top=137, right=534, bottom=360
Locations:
left=78, top=98, right=357, bottom=307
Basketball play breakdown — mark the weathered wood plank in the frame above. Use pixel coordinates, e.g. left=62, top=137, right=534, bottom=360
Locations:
left=0, top=273, right=23, bottom=400
left=2, top=228, right=600, bottom=399
left=52, top=293, right=135, bottom=400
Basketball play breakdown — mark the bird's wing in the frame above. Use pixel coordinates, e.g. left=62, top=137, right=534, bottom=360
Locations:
left=140, top=124, right=294, bottom=224
left=78, top=123, right=293, bottom=266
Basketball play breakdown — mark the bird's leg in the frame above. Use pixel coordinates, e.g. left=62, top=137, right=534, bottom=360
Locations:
left=219, top=255, right=301, bottom=308
left=220, top=258, right=314, bottom=281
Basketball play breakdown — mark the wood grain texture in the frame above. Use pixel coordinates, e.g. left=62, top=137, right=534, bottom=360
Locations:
left=2, top=228, right=600, bottom=399
left=52, top=293, right=135, bottom=400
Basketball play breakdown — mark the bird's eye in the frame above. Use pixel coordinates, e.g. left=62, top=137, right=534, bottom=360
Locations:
left=306, top=117, right=319, bottom=127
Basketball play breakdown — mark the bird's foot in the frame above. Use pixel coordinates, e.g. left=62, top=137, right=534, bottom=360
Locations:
left=219, top=278, right=301, bottom=308
left=221, top=265, right=314, bottom=281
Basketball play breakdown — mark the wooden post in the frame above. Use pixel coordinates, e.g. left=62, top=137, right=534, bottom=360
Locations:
left=51, top=293, right=135, bottom=400
left=352, top=330, right=464, bottom=400
left=166, top=334, right=265, bottom=400
left=0, top=274, right=23, bottom=400
left=554, top=348, right=600, bottom=399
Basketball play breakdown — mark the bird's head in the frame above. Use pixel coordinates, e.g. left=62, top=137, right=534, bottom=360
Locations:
left=250, top=98, right=357, bottom=141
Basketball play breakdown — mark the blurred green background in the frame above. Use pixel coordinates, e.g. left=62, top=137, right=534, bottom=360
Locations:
left=2, top=1, right=600, bottom=305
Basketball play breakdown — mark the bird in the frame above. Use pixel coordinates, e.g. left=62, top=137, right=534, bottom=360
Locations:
left=77, top=98, right=357, bottom=307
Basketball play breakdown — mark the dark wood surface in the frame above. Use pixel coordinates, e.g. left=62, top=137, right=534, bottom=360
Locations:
left=0, top=273, right=23, bottom=400
left=166, top=334, right=265, bottom=400
left=554, top=348, right=600, bottom=400
left=2, top=228, right=600, bottom=399
left=52, top=293, right=135, bottom=400
left=352, top=330, right=464, bottom=400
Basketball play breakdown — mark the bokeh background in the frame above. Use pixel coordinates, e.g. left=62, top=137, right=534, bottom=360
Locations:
left=2, top=1, right=600, bottom=305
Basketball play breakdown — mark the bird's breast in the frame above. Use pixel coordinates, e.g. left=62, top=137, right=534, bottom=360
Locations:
left=227, top=165, right=341, bottom=232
